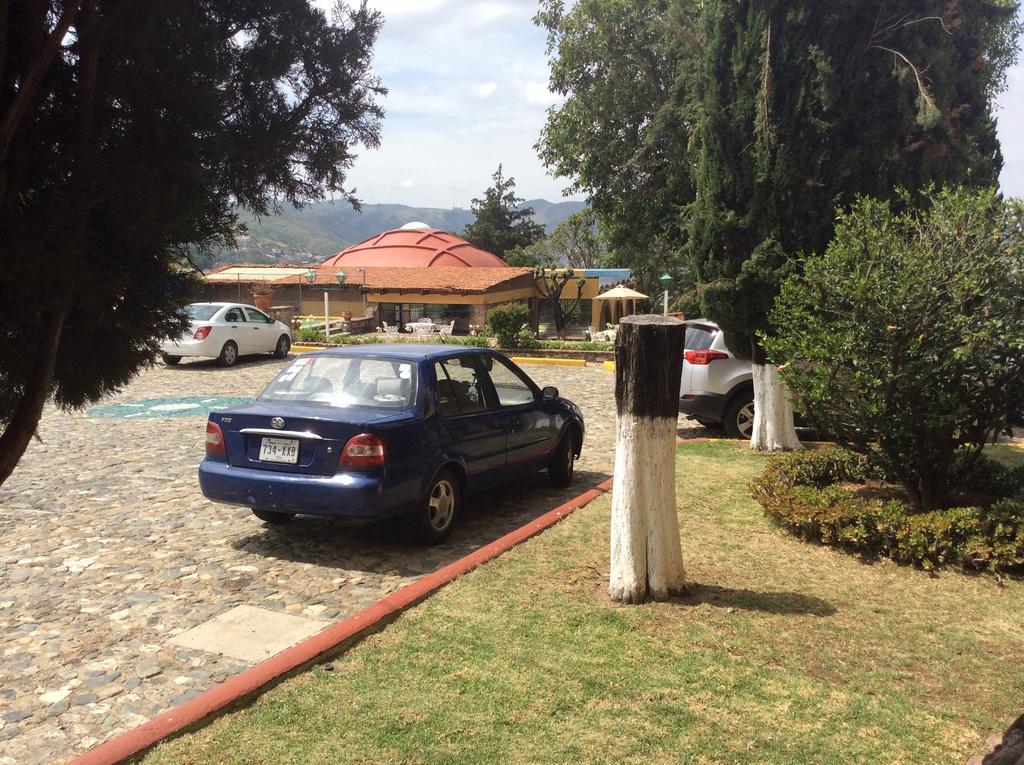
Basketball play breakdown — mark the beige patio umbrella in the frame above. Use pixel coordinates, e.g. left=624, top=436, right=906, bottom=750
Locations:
left=594, top=284, right=649, bottom=325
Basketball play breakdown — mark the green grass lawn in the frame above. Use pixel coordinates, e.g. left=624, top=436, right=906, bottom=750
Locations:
left=140, top=442, right=1024, bottom=765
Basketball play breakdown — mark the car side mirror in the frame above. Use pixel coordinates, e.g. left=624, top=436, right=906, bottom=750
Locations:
left=542, top=386, right=558, bottom=400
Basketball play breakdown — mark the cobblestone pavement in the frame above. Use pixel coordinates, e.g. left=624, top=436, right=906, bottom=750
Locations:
left=0, top=353, right=706, bottom=763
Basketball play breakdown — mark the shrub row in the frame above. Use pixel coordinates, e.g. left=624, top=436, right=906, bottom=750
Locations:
left=751, top=446, right=1024, bottom=573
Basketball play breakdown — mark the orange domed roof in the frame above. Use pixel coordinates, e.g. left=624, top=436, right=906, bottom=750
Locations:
left=323, top=226, right=508, bottom=269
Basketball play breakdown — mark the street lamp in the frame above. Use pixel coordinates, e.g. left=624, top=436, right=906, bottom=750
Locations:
left=659, top=272, right=672, bottom=314
left=299, top=268, right=316, bottom=319
left=335, top=268, right=367, bottom=316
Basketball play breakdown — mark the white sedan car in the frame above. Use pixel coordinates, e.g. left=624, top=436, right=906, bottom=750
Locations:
left=160, top=303, right=292, bottom=367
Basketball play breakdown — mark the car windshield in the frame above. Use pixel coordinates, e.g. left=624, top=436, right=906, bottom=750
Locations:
left=188, top=304, right=221, bottom=321
left=259, top=355, right=416, bottom=409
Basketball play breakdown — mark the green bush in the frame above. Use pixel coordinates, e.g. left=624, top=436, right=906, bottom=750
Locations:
left=486, top=303, right=537, bottom=349
left=297, top=327, right=326, bottom=343
left=438, top=335, right=492, bottom=348
left=767, top=187, right=1024, bottom=512
left=751, top=446, right=1024, bottom=573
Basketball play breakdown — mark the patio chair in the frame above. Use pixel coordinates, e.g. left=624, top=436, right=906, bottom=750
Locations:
left=381, top=321, right=399, bottom=335
left=438, top=320, right=455, bottom=337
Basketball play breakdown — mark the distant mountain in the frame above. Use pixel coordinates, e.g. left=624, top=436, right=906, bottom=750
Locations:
left=212, top=198, right=586, bottom=267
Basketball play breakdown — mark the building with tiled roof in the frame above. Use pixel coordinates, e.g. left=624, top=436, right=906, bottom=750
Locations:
left=200, top=224, right=629, bottom=335
left=322, top=222, right=510, bottom=269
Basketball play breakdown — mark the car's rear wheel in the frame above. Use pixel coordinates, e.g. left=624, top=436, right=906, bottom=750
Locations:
left=161, top=353, right=181, bottom=366
left=252, top=509, right=295, bottom=524
left=273, top=335, right=291, bottom=358
left=219, top=340, right=238, bottom=367
left=548, top=431, right=576, bottom=487
left=413, top=470, right=459, bottom=545
left=723, top=393, right=755, bottom=440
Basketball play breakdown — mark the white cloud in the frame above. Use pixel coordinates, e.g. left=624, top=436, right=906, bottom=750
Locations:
left=399, top=179, right=414, bottom=188
left=474, top=82, right=498, bottom=98
left=523, top=81, right=560, bottom=107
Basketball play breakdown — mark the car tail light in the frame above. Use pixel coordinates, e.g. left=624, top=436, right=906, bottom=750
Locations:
left=684, top=349, right=730, bottom=366
left=193, top=325, right=212, bottom=340
left=205, top=421, right=226, bottom=458
left=339, top=434, right=386, bottom=469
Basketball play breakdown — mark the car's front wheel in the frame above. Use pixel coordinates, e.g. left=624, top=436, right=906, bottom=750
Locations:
left=273, top=334, right=291, bottom=358
left=548, top=432, right=576, bottom=487
left=161, top=353, right=181, bottom=366
left=252, top=509, right=295, bottom=524
left=413, top=470, right=459, bottom=545
left=723, top=393, right=755, bottom=440
left=219, top=340, right=238, bottom=367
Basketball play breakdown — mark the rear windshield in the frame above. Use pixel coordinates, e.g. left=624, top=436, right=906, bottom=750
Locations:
left=259, top=356, right=416, bottom=409
left=684, top=325, right=716, bottom=350
left=188, top=304, right=221, bottom=321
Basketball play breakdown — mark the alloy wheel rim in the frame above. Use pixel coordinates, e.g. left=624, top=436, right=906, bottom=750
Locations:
left=566, top=444, right=574, bottom=475
left=737, top=403, right=755, bottom=438
left=428, top=480, right=455, bottom=530
left=225, top=345, right=236, bottom=363
left=278, top=337, right=289, bottom=354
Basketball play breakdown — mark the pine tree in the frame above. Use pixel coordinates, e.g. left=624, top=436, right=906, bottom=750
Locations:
left=687, top=0, right=1020, bottom=449
left=0, top=0, right=385, bottom=486
left=462, top=165, right=546, bottom=259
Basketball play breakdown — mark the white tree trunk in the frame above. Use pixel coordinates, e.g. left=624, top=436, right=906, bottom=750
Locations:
left=750, top=363, right=802, bottom=451
left=607, top=314, right=688, bottom=604
left=609, top=416, right=687, bottom=603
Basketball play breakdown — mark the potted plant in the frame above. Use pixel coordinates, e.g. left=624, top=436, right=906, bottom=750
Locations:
left=250, top=283, right=274, bottom=310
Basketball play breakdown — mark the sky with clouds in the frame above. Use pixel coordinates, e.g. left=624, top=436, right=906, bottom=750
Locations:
left=324, top=0, right=1024, bottom=208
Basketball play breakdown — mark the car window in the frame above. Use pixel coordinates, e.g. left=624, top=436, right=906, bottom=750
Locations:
left=684, top=326, right=715, bottom=350
left=223, top=307, right=244, bottom=323
left=434, top=358, right=487, bottom=416
left=243, top=307, right=270, bottom=323
left=188, top=304, right=220, bottom=321
left=259, top=356, right=415, bottom=409
left=485, top=356, right=536, bottom=407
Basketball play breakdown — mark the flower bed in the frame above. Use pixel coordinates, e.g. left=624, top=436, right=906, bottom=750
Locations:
left=751, top=445, right=1024, bottom=573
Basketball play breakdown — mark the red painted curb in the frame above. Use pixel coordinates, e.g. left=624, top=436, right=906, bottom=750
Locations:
left=70, top=478, right=614, bottom=765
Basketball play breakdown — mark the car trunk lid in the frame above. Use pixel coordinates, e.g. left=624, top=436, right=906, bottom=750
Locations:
left=211, top=403, right=411, bottom=476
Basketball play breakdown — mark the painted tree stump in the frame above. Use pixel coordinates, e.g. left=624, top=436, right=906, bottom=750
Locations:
left=608, top=314, right=688, bottom=604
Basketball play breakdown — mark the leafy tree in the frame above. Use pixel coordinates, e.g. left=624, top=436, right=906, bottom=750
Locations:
left=536, top=0, right=699, bottom=286
left=534, top=268, right=587, bottom=340
left=767, top=187, right=1024, bottom=512
left=545, top=208, right=606, bottom=268
left=504, top=240, right=557, bottom=268
left=504, top=207, right=607, bottom=269
left=539, top=0, right=1021, bottom=450
left=687, top=0, right=1020, bottom=449
left=462, top=165, right=545, bottom=259
left=0, top=0, right=385, bottom=486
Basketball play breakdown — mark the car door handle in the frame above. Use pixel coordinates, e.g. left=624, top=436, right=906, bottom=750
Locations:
left=510, top=417, right=521, bottom=433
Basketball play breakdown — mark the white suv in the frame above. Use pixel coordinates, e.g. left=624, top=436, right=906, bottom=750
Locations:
left=678, top=319, right=754, bottom=439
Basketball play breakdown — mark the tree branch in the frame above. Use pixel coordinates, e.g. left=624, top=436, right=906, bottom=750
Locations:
left=0, top=0, right=84, bottom=165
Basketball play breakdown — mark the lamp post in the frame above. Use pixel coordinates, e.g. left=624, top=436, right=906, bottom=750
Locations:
left=659, top=272, right=672, bottom=314
left=302, top=268, right=316, bottom=333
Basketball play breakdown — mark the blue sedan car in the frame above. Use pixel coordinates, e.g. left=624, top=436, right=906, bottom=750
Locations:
left=199, top=345, right=585, bottom=543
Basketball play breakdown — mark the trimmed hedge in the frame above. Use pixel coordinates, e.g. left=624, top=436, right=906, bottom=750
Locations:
left=751, top=445, right=1024, bottom=573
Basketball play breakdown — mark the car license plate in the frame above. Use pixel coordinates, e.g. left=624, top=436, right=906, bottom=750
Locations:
left=259, top=437, right=299, bottom=464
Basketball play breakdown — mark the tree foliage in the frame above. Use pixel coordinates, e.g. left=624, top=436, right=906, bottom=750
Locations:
left=0, top=0, right=385, bottom=485
left=462, top=165, right=545, bottom=259
left=534, top=268, right=587, bottom=340
left=535, top=0, right=699, bottom=293
left=504, top=207, right=607, bottom=269
left=688, top=0, right=1021, bottom=360
left=767, top=187, right=1024, bottom=512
